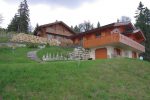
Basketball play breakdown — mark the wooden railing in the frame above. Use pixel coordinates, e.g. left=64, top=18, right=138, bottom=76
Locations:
left=83, top=33, right=145, bottom=52
left=119, top=34, right=145, bottom=52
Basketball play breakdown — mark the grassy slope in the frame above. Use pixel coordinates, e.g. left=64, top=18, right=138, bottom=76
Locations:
left=0, top=47, right=35, bottom=64
left=0, top=37, right=10, bottom=42
left=0, top=47, right=150, bottom=100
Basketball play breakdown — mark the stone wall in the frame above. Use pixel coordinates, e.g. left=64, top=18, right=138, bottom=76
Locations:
left=11, top=33, right=73, bottom=46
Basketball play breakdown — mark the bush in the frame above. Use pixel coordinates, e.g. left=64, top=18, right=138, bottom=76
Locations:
left=26, top=43, right=38, bottom=48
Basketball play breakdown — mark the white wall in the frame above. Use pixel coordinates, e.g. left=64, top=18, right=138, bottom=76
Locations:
left=89, top=46, right=135, bottom=59
left=106, top=46, right=114, bottom=58
left=122, top=50, right=132, bottom=58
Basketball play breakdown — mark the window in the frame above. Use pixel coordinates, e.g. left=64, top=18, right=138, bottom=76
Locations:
left=95, top=33, right=101, bottom=38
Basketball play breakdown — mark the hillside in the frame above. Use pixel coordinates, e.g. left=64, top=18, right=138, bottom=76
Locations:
left=0, top=47, right=150, bottom=100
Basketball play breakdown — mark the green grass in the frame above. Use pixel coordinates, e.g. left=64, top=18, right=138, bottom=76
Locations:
left=0, top=47, right=35, bottom=64
left=0, top=47, right=150, bottom=100
left=37, top=46, right=73, bottom=59
left=0, top=37, right=10, bottom=42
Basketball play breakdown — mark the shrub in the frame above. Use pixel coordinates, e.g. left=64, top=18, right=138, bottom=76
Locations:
left=26, top=43, right=38, bottom=48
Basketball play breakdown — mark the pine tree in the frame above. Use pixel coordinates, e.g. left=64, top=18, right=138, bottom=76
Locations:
left=135, top=2, right=145, bottom=31
left=7, top=14, right=19, bottom=32
left=18, top=0, right=30, bottom=33
left=97, top=21, right=100, bottom=28
left=7, top=0, right=30, bottom=33
left=73, top=25, right=80, bottom=33
left=135, top=2, right=150, bottom=61
left=33, top=23, right=39, bottom=35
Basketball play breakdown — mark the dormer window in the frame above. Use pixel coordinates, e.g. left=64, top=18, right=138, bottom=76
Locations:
left=95, top=33, right=101, bottom=38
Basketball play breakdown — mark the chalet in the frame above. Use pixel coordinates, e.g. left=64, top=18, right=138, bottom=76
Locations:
left=34, top=21, right=76, bottom=41
left=71, top=22, right=145, bottom=59
left=35, top=21, right=145, bottom=59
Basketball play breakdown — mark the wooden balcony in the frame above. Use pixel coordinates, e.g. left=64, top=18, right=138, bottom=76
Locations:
left=83, top=33, right=145, bottom=52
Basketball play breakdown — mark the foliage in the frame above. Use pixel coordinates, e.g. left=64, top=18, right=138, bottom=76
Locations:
left=7, top=0, right=30, bottom=33
left=26, top=43, right=38, bottom=48
left=97, top=21, right=100, bottom=28
left=73, top=25, right=81, bottom=33
left=135, top=2, right=150, bottom=61
left=72, top=21, right=94, bottom=33
left=33, top=23, right=39, bottom=35
left=79, top=21, right=94, bottom=32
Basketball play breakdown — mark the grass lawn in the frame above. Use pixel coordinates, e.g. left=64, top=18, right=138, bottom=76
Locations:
left=0, top=37, right=10, bottom=43
left=0, top=47, right=35, bottom=64
left=0, top=47, right=150, bottom=100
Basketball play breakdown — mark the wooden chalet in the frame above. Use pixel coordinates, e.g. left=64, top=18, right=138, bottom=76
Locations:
left=70, top=22, right=145, bottom=59
left=34, top=21, right=76, bottom=41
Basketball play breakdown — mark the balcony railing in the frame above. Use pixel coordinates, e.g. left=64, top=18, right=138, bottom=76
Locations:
left=83, top=33, right=145, bottom=52
left=119, top=34, right=145, bottom=52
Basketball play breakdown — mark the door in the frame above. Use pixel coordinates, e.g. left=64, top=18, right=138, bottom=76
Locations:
left=132, top=51, right=137, bottom=58
left=95, top=48, right=107, bottom=59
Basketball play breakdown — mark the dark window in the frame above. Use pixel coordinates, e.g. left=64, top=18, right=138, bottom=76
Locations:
left=95, top=33, right=101, bottom=38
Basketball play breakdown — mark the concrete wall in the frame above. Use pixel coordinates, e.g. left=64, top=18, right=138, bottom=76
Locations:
left=89, top=46, right=138, bottom=59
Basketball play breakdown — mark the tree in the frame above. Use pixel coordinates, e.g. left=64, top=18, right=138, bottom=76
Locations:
left=7, top=14, right=20, bottom=32
left=33, top=23, right=39, bottom=35
left=73, top=25, right=80, bottom=33
left=97, top=21, right=100, bottom=28
left=7, top=0, right=30, bottom=33
left=79, top=21, right=94, bottom=32
left=135, top=2, right=150, bottom=61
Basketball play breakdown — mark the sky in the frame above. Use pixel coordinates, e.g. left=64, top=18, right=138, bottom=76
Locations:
left=0, top=0, right=150, bottom=29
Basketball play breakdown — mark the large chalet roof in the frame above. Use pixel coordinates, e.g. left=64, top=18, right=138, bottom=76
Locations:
left=36, top=21, right=76, bottom=35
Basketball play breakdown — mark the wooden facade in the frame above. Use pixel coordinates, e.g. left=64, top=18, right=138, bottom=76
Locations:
left=34, top=21, right=75, bottom=40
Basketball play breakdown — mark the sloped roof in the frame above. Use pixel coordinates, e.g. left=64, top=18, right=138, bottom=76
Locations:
left=37, top=21, right=76, bottom=34
left=70, top=22, right=145, bottom=40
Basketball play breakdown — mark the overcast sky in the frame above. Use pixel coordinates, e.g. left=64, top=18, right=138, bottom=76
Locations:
left=0, top=0, right=150, bottom=29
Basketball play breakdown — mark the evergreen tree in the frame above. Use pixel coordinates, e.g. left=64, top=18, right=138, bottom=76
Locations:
left=135, top=2, right=150, bottom=61
left=7, top=0, right=30, bottom=33
left=33, top=23, right=39, bottom=35
left=135, top=2, right=145, bottom=31
left=97, top=21, right=100, bottom=28
left=73, top=25, right=80, bottom=33
left=7, top=14, right=19, bottom=32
